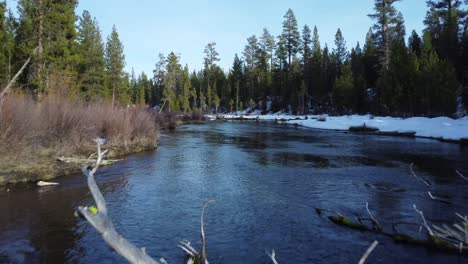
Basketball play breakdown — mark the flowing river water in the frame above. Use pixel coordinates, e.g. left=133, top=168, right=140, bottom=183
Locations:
left=1, top=122, right=468, bottom=263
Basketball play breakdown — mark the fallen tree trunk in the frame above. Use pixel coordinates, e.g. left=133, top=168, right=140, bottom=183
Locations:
left=76, top=138, right=162, bottom=264
left=315, top=206, right=468, bottom=254
left=58, top=156, right=121, bottom=166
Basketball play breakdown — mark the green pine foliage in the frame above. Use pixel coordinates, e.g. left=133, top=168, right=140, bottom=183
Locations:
left=105, top=25, right=128, bottom=105
left=76, top=10, right=106, bottom=100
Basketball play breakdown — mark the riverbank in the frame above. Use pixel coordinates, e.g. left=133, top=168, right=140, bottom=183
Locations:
left=209, top=113, right=468, bottom=144
left=0, top=96, right=159, bottom=185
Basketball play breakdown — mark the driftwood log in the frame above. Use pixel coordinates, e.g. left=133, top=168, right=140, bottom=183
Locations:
left=77, top=138, right=162, bottom=264
left=316, top=203, right=468, bottom=254
left=58, top=156, right=121, bottom=166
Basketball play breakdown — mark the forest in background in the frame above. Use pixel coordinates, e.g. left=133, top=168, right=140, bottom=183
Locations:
left=0, top=0, right=468, bottom=116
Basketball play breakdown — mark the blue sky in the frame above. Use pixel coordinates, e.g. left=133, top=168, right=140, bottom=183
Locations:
left=6, top=0, right=427, bottom=76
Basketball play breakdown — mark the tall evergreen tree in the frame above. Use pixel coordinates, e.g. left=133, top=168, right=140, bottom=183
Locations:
left=310, top=26, right=322, bottom=103
left=181, top=65, right=193, bottom=112
left=368, top=0, right=401, bottom=71
left=76, top=10, right=106, bottom=100
left=281, top=8, right=301, bottom=68
left=105, top=25, right=127, bottom=106
left=333, top=28, right=348, bottom=77
left=260, top=28, right=275, bottom=72
left=408, top=30, right=422, bottom=57
left=301, top=25, right=312, bottom=66
left=163, top=52, right=181, bottom=112
left=0, top=1, right=10, bottom=85
left=203, top=42, right=220, bottom=69
left=425, top=0, right=465, bottom=64
left=301, top=25, right=312, bottom=112
left=153, top=53, right=166, bottom=105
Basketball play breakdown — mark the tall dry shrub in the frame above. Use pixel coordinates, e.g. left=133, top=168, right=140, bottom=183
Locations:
left=0, top=95, right=159, bottom=159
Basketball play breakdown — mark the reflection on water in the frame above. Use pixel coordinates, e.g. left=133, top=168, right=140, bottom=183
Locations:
left=1, top=121, right=468, bottom=263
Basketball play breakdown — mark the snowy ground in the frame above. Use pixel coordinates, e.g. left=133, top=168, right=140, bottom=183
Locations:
left=206, top=112, right=468, bottom=142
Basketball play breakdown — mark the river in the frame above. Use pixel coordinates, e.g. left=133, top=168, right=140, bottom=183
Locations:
left=1, top=122, right=468, bottom=263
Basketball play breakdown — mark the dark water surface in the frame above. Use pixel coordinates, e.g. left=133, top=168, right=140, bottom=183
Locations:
left=1, top=122, right=468, bottom=263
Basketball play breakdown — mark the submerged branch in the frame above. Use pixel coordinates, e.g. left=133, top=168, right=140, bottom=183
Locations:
left=413, top=205, right=434, bottom=236
left=410, top=163, right=430, bottom=187
left=267, top=249, right=279, bottom=264
left=366, top=203, right=382, bottom=231
left=456, top=170, right=468, bottom=181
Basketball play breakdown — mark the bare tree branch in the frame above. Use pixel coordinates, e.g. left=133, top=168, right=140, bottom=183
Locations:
left=0, top=53, right=34, bottom=122
left=427, top=191, right=451, bottom=203
left=456, top=170, right=468, bottom=181
left=413, top=205, right=434, bottom=236
left=267, top=249, right=279, bottom=264
left=410, top=163, right=430, bottom=187
left=201, top=200, right=215, bottom=264
left=77, top=138, right=161, bottom=264
left=358, top=240, right=379, bottom=264
left=366, top=203, right=382, bottom=231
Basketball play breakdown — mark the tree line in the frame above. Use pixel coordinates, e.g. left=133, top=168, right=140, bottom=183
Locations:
left=0, top=0, right=128, bottom=107
left=1, top=0, right=467, bottom=116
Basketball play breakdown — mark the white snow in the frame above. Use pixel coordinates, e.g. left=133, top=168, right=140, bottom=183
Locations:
left=287, top=115, right=468, bottom=141
left=208, top=113, right=468, bottom=142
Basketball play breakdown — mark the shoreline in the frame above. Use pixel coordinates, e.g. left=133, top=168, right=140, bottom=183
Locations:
left=0, top=143, right=158, bottom=186
left=208, top=113, right=468, bottom=145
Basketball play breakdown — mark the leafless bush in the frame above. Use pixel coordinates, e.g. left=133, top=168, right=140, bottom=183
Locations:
left=0, top=95, right=159, bottom=158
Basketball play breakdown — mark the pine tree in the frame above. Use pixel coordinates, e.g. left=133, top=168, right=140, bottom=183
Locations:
left=310, top=26, right=322, bottom=103
left=243, top=35, right=258, bottom=69
left=181, top=65, right=192, bottom=112
left=13, top=0, right=78, bottom=95
left=153, top=53, right=166, bottom=105
left=43, top=0, right=79, bottom=96
left=301, top=25, right=312, bottom=66
left=164, top=52, right=181, bottom=112
left=130, top=68, right=137, bottom=103
left=408, top=30, right=422, bottom=57
left=350, top=43, right=367, bottom=113
left=333, top=63, right=355, bottom=113
left=333, top=28, right=348, bottom=77
left=260, top=28, right=275, bottom=72
left=281, top=8, right=301, bottom=68
left=368, top=0, right=401, bottom=71
left=417, top=31, right=458, bottom=114
left=425, top=0, right=465, bottom=64
left=301, top=25, right=312, bottom=112
left=363, top=28, right=380, bottom=90
left=229, top=54, right=243, bottom=112
left=105, top=25, right=127, bottom=107
left=76, top=10, right=106, bottom=100
left=204, top=42, right=220, bottom=69
left=0, top=1, right=10, bottom=85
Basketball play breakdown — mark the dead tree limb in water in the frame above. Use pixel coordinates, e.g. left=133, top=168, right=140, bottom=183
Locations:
left=366, top=203, right=382, bottom=231
left=358, top=240, right=379, bottom=264
left=201, top=200, right=215, bottom=264
left=77, top=138, right=162, bottom=264
left=267, top=250, right=279, bottom=264
left=410, top=163, right=430, bottom=187
left=316, top=205, right=468, bottom=254
left=456, top=170, right=468, bottom=181
left=179, top=200, right=215, bottom=264
left=413, top=205, right=434, bottom=236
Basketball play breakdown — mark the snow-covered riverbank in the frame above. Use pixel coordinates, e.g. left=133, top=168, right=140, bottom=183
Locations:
left=207, top=113, right=468, bottom=142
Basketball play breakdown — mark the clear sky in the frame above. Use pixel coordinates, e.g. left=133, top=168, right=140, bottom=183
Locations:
left=6, top=0, right=427, bottom=76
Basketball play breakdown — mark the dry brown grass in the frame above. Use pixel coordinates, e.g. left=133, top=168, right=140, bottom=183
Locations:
left=0, top=95, right=159, bottom=183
